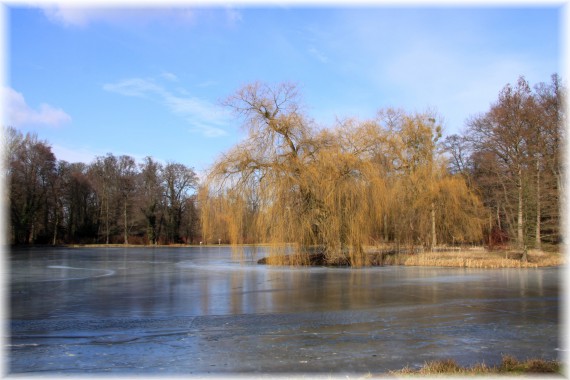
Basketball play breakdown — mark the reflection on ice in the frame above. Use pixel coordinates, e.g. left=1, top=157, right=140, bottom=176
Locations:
left=406, top=274, right=489, bottom=283
left=44, top=265, right=116, bottom=281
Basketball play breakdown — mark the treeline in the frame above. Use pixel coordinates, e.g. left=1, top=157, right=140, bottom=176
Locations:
left=201, top=75, right=563, bottom=264
left=5, top=128, right=199, bottom=245
left=448, top=75, right=564, bottom=251
left=4, top=75, right=564, bottom=256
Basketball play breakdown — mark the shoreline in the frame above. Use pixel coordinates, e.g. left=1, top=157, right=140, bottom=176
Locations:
left=257, top=246, right=563, bottom=268
left=9, top=244, right=563, bottom=268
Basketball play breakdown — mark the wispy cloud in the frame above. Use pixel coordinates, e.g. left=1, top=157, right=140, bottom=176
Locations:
left=308, top=46, right=328, bottom=63
left=329, top=8, right=558, bottom=133
left=51, top=144, right=100, bottom=164
left=42, top=6, right=198, bottom=28
left=52, top=144, right=150, bottom=165
left=103, top=76, right=229, bottom=137
left=379, top=40, right=536, bottom=130
left=160, top=72, right=178, bottom=82
left=3, top=87, right=71, bottom=127
left=196, top=80, right=219, bottom=88
left=225, top=7, right=243, bottom=26
left=41, top=6, right=242, bottom=29
left=102, top=78, right=162, bottom=98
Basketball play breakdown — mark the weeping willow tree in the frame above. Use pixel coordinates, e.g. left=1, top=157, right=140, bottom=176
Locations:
left=202, top=82, right=386, bottom=266
left=379, top=108, right=485, bottom=249
left=202, top=82, right=485, bottom=266
left=201, top=82, right=314, bottom=262
left=298, top=126, right=388, bottom=266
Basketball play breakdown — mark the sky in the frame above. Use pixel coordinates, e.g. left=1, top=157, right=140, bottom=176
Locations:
left=2, top=2, right=563, bottom=175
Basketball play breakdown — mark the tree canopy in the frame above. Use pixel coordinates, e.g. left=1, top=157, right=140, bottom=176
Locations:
left=4, top=128, right=199, bottom=245
left=202, top=83, right=488, bottom=266
left=5, top=75, right=563, bottom=260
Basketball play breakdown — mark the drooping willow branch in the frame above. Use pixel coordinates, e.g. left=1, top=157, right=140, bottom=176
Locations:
left=202, top=82, right=486, bottom=266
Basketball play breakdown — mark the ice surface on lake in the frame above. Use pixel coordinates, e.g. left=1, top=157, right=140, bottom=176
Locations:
left=8, top=246, right=560, bottom=375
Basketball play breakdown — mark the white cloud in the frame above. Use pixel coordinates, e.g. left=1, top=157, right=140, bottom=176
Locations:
left=41, top=6, right=198, bottom=28
left=160, top=72, right=178, bottom=82
left=377, top=40, right=538, bottom=132
left=52, top=144, right=149, bottom=165
left=42, top=6, right=94, bottom=28
left=103, top=76, right=229, bottom=137
left=225, top=7, right=243, bottom=26
left=163, top=93, right=230, bottom=137
left=3, top=87, right=71, bottom=127
left=188, top=122, right=227, bottom=138
left=308, top=46, right=328, bottom=63
left=51, top=144, right=99, bottom=164
left=196, top=80, right=219, bottom=88
left=102, top=78, right=163, bottom=97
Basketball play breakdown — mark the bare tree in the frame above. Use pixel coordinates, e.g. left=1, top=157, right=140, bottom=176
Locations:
left=163, top=162, right=198, bottom=243
left=7, top=129, right=57, bottom=244
left=117, top=155, right=138, bottom=244
left=89, top=154, right=119, bottom=244
left=139, top=157, right=164, bottom=245
left=61, top=162, right=98, bottom=243
left=533, top=74, right=565, bottom=246
left=467, top=75, right=564, bottom=250
left=468, top=77, right=535, bottom=249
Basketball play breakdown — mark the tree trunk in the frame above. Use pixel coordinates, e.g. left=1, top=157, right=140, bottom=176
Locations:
left=105, top=196, right=110, bottom=245
left=488, top=211, right=493, bottom=247
left=52, top=210, right=58, bottom=246
left=123, top=200, right=129, bottom=245
left=535, top=158, right=541, bottom=250
left=517, top=167, right=524, bottom=249
left=157, top=214, right=164, bottom=245
left=496, top=205, right=501, bottom=230
left=28, top=222, right=35, bottom=244
left=430, top=201, right=436, bottom=250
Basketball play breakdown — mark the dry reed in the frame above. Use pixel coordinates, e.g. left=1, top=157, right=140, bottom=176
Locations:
left=391, top=355, right=561, bottom=375
left=400, top=249, right=563, bottom=268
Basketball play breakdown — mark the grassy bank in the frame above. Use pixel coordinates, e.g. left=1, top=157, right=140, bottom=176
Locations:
left=390, top=355, right=562, bottom=376
left=257, top=246, right=563, bottom=268
left=384, top=247, right=563, bottom=268
left=62, top=243, right=238, bottom=248
left=44, top=243, right=564, bottom=268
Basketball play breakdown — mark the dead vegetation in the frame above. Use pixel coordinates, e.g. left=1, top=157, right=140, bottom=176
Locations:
left=391, top=355, right=562, bottom=375
left=400, top=247, right=563, bottom=268
left=256, top=245, right=563, bottom=268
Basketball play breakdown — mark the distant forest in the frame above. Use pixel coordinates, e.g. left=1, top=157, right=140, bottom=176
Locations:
left=5, top=136, right=200, bottom=245
left=5, top=75, right=564, bottom=257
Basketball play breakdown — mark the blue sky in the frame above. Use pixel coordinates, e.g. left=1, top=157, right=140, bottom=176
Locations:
left=4, top=4, right=562, bottom=174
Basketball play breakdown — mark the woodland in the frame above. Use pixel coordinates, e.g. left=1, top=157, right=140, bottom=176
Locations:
left=4, top=74, right=564, bottom=266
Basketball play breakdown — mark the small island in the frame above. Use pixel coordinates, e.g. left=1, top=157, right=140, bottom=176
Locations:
left=256, top=245, right=562, bottom=268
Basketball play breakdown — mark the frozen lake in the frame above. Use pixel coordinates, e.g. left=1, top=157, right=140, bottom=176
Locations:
left=8, top=246, right=561, bottom=375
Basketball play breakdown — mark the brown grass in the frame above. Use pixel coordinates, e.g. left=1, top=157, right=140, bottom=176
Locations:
left=66, top=243, right=563, bottom=269
left=257, top=245, right=563, bottom=268
left=400, top=248, right=563, bottom=268
left=391, top=355, right=562, bottom=375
